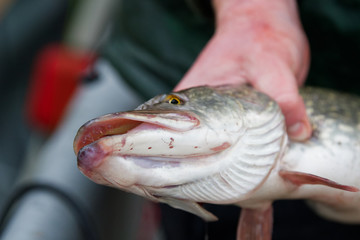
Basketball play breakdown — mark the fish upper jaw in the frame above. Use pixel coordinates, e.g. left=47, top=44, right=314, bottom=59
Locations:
left=73, top=110, right=200, bottom=155
left=75, top=110, right=239, bottom=188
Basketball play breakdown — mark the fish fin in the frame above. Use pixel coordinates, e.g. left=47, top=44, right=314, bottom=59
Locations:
left=279, top=170, right=359, bottom=192
left=237, top=205, right=273, bottom=240
left=160, top=197, right=218, bottom=222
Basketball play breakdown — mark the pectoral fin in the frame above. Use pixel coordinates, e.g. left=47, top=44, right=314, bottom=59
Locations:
left=279, top=170, right=359, bottom=192
left=237, top=205, right=273, bottom=240
left=160, top=197, right=218, bottom=221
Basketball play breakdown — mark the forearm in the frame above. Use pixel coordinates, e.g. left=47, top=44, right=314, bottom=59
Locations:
left=213, top=0, right=300, bottom=28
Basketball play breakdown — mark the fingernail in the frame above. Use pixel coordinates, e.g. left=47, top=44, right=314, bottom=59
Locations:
left=288, top=121, right=311, bottom=141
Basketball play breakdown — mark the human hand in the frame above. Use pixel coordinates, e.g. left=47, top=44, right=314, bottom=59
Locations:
left=175, top=0, right=311, bottom=141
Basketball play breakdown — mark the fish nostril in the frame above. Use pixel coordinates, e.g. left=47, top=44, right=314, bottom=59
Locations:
left=77, top=143, right=107, bottom=174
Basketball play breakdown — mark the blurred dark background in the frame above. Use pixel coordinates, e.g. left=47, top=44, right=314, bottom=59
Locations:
left=0, top=0, right=69, bottom=205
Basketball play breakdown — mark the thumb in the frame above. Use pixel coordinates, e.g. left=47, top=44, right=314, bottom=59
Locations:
left=250, top=64, right=312, bottom=141
left=277, top=92, right=312, bottom=141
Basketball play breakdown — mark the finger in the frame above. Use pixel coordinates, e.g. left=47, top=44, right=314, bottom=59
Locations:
left=277, top=92, right=312, bottom=141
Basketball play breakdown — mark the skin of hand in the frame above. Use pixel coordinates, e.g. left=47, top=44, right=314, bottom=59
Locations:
left=174, top=0, right=312, bottom=141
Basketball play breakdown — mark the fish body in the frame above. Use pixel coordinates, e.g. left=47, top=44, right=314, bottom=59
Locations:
left=74, top=85, right=360, bottom=238
left=278, top=88, right=360, bottom=222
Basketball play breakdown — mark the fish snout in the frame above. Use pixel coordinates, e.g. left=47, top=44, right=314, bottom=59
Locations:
left=77, top=142, right=107, bottom=177
left=77, top=141, right=138, bottom=187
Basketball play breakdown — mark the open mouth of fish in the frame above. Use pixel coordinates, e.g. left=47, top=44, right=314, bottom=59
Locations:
left=74, top=110, right=199, bottom=153
left=74, top=110, right=231, bottom=178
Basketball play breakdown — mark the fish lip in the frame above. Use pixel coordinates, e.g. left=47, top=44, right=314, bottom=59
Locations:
left=73, top=110, right=200, bottom=155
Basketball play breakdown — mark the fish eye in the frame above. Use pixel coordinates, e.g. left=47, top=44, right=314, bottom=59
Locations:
left=164, top=95, right=183, bottom=105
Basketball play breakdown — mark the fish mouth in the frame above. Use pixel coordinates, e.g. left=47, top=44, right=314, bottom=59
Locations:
left=73, top=110, right=200, bottom=156
left=74, top=109, right=231, bottom=185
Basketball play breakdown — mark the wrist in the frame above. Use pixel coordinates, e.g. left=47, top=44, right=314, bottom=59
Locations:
left=211, top=0, right=308, bottom=83
left=212, top=0, right=300, bottom=31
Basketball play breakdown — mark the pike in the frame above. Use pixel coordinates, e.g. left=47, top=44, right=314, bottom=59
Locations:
left=73, top=85, right=360, bottom=239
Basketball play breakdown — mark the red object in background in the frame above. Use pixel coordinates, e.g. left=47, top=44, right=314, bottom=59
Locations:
left=26, top=44, right=95, bottom=133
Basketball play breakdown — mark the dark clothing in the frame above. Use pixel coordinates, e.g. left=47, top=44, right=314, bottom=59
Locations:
left=102, top=0, right=213, bottom=99
left=299, top=0, right=360, bottom=95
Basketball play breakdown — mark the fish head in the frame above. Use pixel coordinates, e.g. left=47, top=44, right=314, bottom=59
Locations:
left=73, top=86, right=287, bottom=221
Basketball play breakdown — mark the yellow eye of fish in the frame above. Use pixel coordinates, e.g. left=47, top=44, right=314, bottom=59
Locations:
left=165, top=95, right=182, bottom=105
